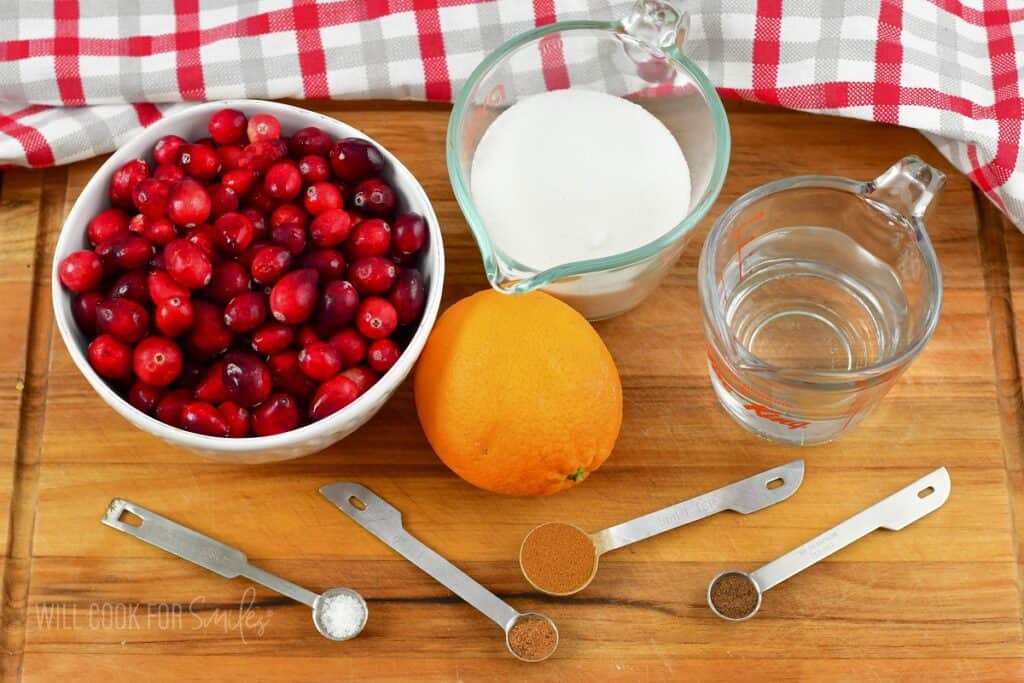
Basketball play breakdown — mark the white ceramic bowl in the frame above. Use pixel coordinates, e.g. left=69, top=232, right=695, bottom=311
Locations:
left=52, top=99, right=445, bottom=463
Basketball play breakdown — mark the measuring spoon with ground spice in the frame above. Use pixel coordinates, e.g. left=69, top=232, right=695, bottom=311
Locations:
left=519, top=460, right=804, bottom=596
left=708, top=467, right=950, bottom=621
left=320, top=482, right=558, bottom=662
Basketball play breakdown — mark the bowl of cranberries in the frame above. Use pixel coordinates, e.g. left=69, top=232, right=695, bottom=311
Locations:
left=52, top=100, right=443, bottom=462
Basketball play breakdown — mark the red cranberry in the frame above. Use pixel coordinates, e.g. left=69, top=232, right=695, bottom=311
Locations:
left=270, top=268, right=319, bottom=325
left=341, top=365, right=379, bottom=395
left=315, top=280, right=360, bottom=336
left=207, top=183, right=240, bottom=219
left=343, top=218, right=391, bottom=259
left=302, top=248, right=345, bottom=281
left=148, top=269, right=190, bottom=303
left=367, top=338, right=400, bottom=373
left=352, top=178, right=395, bottom=216
left=184, top=224, right=219, bottom=261
left=164, top=238, right=212, bottom=289
left=392, top=213, right=428, bottom=255
left=390, top=268, right=426, bottom=325
left=348, top=256, right=397, bottom=296
left=59, top=250, right=104, bottom=292
left=189, top=300, right=234, bottom=356
left=72, top=291, right=103, bottom=335
left=296, top=324, right=320, bottom=347
left=298, top=155, right=331, bottom=184
left=244, top=184, right=277, bottom=213
left=208, top=108, right=247, bottom=145
left=153, top=135, right=187, bottom=166
left=329, top=328, right=367, bottom=368
left=109, top=270, right=150, bottom=304
left=178, top=143, right=221, bottom=181
left=270, top=221, right=307, bottom=255
left=176, top=358, right=205, bottom=389
left=289, top=127, right=332, bottom=157
left=268, top=351, right=318, bottom=400
left=155, top=388, right=192, bottom=427
left=309, top=208, right=352, bottom=247
left=96, top=233, right=154, bottom=272
left=153, top=163, right=186, bottom=185
left=155, top=295, right=194, bottom=337
left=202, top=261, right=251, bottom=304
left=194, top=137, right=217, bottom=148
left=356, top=297, right=398, bottom=339
left=109, top=159, right=150, bottom=208
left=168, top=178, right=212, bottom=227
left=133, top=336, right=183, bottom=386
left=132, top=178, right=171, bottom=218
left=221, top=351, right=272, bottom=407
left=330, top=138, right=383, bottom=181
left=252, top=393, right=299, bottom=436
left=88, top=334, right=133, bottom=380
left=298, top=342, right=342, bottom=381
left=271, top=203, right=309, bottom=230
left=249, top=245, right=292, bottom=285
left=218, top=144, right=244, bottom=172
left=128, top=381, right=164, bottom=414
left=96, top=297, right=150, bottom=343
left=195, top=360, right=229, bottom=403
left=219, top=400, right=251, bottom=437
left=213, top=212, right=255, bottom=255
left=264, top=161, right=302, bottom=201
left=239, top=140, right=287, bottom=174
left=250, top=322, right=294, bottom=354
left=242, top=208, right=268, bottom=239
left=87, top=208, right=130, bottom=246
left=181, top=401, right=230, bottom=437
left=143, top=217, right=177, bottom=246
left=222, top=169, right=257, bottom=197
left=224, top=291, right=268, bottom=333
left=247, top=113, right=281, bottom=143
left=303, top=181, right=342, bottom=215
left=310, top=375, right=360, bottom=420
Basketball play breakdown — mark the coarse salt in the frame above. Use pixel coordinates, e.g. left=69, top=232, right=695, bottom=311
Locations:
left=317, top=592, right=366, bottom=640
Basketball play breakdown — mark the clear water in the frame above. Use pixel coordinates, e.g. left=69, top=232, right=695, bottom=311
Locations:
left=722, top=226, right=909, bottom=372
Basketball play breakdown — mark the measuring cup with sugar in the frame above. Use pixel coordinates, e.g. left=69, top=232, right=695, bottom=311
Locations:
left=698, top=156, right=944, bottom=445
left=707, top=466, right=950, bottom=621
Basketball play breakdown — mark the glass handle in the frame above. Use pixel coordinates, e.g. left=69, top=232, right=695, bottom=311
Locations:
left=621, top=0, right=689, bottom=52
left=867, top=155, right=946, bottom=220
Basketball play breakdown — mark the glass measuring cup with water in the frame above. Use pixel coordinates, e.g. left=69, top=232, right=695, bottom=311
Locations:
left=447, top=0, right=729, bottom=320
left=698, top=156, right=944, bottom=445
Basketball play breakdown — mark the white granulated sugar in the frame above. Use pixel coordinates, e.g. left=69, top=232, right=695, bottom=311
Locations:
left=318, top=592, right=366, bottom=640
left=470, top=88, right=691, bottom=271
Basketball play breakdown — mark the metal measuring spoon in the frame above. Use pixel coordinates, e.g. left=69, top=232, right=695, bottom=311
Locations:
left=320, top=482, right=558, bottom=662
left=519, top=460, right=804, bottom=596
left=707, top=466, right=951, bottom=621
left=102, top=498, right=367, bottom=641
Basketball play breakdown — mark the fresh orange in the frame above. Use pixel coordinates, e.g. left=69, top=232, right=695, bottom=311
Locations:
left=414, top=290, right=622, bottom=496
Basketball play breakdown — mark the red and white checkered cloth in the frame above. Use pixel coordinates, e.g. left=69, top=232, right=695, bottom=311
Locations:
left=0, top=0, right=1021, bottom=228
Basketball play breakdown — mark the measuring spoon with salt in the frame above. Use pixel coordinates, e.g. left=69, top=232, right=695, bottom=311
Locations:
left=320, top=482, right=558, bottom=662
left=707, top=466, right=951, bottom=621
left=101, top=498, right=368, bottom=641
left=518, top=460, right=804, bottom=596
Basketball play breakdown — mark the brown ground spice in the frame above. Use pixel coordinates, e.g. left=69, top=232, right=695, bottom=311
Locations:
left=519, top=522, right=597, bottom=594
left=508, top=615, right=557, bottom=661
left=710, top=572, right=759, bottom=619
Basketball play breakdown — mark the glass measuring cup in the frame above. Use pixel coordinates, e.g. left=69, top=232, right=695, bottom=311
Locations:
left=698, top=156, right=945, bottom=445
left=707, top=466, right=950, bottom=621
left=447, top=0, right=730, bottom=320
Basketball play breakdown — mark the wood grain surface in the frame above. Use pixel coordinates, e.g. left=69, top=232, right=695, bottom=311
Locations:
left=0, top=100, right=1022, bottom=682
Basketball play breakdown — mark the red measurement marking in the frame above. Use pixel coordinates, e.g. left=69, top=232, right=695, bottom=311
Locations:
left=734, top=209, right=764, bottom=282
left=743, top=403, right=810, bottom=430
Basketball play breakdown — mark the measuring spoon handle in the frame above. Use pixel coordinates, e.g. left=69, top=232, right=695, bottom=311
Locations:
left=592, top=460, right=805, bottom=554
left=750, top=467, right=951, bottom=592
left=320, top=483, right=520, bottom=630
left=101, top=498, right=318, bottom=608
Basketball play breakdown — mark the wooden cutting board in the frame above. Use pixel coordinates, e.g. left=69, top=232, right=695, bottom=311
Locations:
left=0, top=100, right=1021, bottom=681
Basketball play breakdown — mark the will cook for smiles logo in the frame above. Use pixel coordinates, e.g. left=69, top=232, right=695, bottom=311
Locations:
left=32, top=587, right=273, bottom=643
